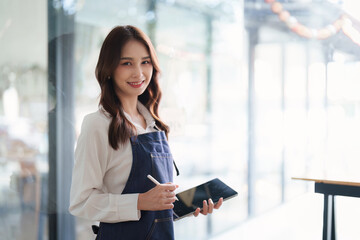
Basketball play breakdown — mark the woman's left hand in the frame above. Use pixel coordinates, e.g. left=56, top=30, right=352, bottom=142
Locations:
left=193, top=197, right=223, bottom=217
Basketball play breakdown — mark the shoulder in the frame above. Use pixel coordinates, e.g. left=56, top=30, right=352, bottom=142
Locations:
left=81, top=109, right=111, bottom=133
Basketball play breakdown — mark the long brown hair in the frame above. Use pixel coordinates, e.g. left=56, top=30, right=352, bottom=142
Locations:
left=95, top=25, right=169, bottom=150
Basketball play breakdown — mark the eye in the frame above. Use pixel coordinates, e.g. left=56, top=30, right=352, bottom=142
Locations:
left=142, top=60, right=151, bottom=64
left=121, top=62, right=131, bottom=66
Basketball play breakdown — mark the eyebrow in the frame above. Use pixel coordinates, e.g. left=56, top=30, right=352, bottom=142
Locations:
left=119, top=56, right=151, bottom=60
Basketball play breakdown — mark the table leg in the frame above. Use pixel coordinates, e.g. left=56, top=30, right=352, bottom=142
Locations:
left=322, top=194, right=336, bottom=240
left=331, top=195, right=336, bottom=240
left=323, top=194, right=328, bottom=240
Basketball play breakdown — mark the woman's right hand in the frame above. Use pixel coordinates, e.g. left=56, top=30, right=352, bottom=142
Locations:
left=137, top=183, right=179, bottom=211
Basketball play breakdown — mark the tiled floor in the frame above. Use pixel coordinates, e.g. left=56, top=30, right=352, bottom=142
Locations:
left=71, top=192, right=360, bottom=240
left=211, top=192, right=360, bottom=240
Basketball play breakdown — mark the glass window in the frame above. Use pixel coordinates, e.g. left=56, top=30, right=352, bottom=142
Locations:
left=0, top=0, right=48, bottom=239
left=244, top=1, right=360, bottom=238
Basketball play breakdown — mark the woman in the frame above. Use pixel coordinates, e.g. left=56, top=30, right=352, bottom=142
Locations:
left=69, top=25, right=222, bottom=239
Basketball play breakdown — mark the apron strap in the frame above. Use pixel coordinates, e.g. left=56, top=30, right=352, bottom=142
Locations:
left=173, top=160, right=180, bottom=176
left=92, top=225, right=99, bottom=234
left=153, top=125, right=180, bottom=176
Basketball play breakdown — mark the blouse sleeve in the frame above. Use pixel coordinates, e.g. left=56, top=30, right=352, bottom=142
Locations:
left=69, top=114, right=141, bottom=223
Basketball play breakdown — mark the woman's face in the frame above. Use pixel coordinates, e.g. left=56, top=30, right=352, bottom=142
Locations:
left=113, top=40, right=153, bottom=101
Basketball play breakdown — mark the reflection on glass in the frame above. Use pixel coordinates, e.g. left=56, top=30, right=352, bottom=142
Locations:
left=0, top=0, right=48, bottom=238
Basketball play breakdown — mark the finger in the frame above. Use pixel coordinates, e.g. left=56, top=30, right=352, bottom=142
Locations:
left=164, top=191, right=176, bottom=198
left=208, top=198, right=214, bottom=214
left=165, top=182, right=179, bottom=188
left=194, top=207, right=200, bottom=217
left=164, top=182, right=179, bottom=189
left=163, top=190, right=178, bottom=202
left=201, top=200, right=208, bottom=215
left=214, top=197, right=223, bottom=209
left=163, top=196, right=177, bottom=204
left=163, top=203, right=174, bottom=210
left=161, top=183, right=178, bottom=191
left=165, top=196, right=177, bottom=204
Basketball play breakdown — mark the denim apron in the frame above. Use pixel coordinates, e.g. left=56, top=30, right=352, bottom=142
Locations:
left=94, top=131, right=178, bottom=240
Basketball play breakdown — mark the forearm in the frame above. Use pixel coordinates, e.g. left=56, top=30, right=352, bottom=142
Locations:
left=69, top=190, right=140, bottom=223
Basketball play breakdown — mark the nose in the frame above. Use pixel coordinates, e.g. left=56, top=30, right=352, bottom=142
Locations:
left=132, top=64, right=144, bottom=78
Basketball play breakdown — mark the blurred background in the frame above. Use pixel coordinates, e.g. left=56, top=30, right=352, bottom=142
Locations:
left=1, top=0, right=360, bottom=239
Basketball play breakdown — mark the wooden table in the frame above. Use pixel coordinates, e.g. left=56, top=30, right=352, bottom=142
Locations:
left=292, top=177, right=360, bottom=240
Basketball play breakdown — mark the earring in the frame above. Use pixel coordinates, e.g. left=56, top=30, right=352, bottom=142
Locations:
left=107, top=76, right=111, bottom=79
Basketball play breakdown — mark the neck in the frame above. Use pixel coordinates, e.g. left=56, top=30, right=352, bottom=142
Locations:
left=120, top=97, right=139, bottom=117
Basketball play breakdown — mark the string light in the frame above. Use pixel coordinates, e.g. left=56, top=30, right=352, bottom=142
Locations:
left=264, top=0, right=360, bottom=46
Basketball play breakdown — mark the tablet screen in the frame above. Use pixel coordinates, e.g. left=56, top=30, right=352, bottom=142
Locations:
left=173, top=178, right=238, bottom=221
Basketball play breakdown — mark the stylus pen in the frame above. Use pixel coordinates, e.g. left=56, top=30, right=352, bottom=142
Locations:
left=147, top=174, right=179, bottom=201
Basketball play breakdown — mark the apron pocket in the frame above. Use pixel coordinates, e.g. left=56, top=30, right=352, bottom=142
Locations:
left=150, top=152, right=173, bottom=183
left=145, top=217, right=174, bottom=240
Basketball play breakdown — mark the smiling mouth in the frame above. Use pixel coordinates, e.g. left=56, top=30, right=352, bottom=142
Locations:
left=128, top=80, right=145, bottom=88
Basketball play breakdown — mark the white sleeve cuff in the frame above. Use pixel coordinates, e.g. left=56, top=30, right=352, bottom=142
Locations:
left=115, top=193, right=141, bottom=221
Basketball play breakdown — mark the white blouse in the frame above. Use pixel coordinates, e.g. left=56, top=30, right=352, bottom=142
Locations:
left=69, top=102, right=158, bottom=223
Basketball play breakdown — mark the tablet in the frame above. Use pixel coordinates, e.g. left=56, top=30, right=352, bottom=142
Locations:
left=172, top=178, right=238, bottom=221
